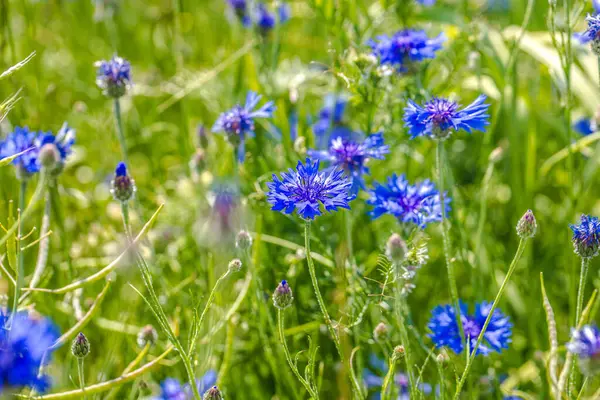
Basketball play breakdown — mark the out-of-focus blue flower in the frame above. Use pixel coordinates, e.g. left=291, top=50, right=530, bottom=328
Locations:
left=416, top=0, right=436, bottom=5
left=228, top=0, right=251, bottom=26
left=95, top=55, right=132, bottom=98
left=570, top=214, right=600, bottom=258
left=595, top=0, right=600, bottom=14
left=212, top=91, right=275, bottom=162
left=574, top=117, right=596, bottom=136
left=428, top=301, right=512, bottom=356
left=308, top=132, right=389, bottom=193
left=368, top=30, right=445, bottom=72
left=312, top=95, right=353, bottom=147
left=404, top=95, right=490, bottom=140
left=38, top=122, right=76, bottom=163
left=567, top=325, right=600, bottom=375
left=0, top=310, right=60, bottom=393
left=266, top=158, right=354, bottom=220
left=209, top=181, right=240, bottom=230
left=363, top=354, right=432, bottom=399
left=155, top=370, right=218, bottom=399
left=255, top=2, right=290, bottom=32
left=367, top=174, right=450, bottom=228
left=0, top=127, right=41, bottom=176
left=577, top=14, right=600, bottom=45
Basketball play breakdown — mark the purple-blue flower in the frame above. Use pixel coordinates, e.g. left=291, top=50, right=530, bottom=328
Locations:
left=212, top=91, right=275, bottom=162
left=312, top=95, right=353, bottom=147
left=0, top=310, right=60, bottom=393
left=416, top=0, right=436, bottom=6
left=428, top=301, right=512, bottom=355
left=595, top=0, right=600, bottom=14
left=308, top=132, right=389, bottom=193
left=367, top=174, right=450, bottom=228
left=255, top=2, right=290, bottom=32
left=574, top=117, right=595, bottom=136
left=578, top=14, right=600, bottom=44
left=404, top=95, right=490, bottom=139
left=570, top=214, right=600, bottom=258
left=363, top=354, right=432, bottom=399
left=38, top=122, right=76, bottom=164
left=155, top=370, right=217, bottom=400
left=0, top=127, right=41, bottom=176
left=567, top=325, right=600, bottom=375
left=266, top=158, right=354, bottom=220
left=95, top=55, right=132, bottom=98
left=368, top=30, right=445, bottom=72
left=228, top=0, right=251, bottom=26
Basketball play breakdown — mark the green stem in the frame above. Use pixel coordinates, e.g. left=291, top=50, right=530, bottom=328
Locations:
left=304, top=220, right=344, bottom=362
left=380, top=356, right=397, bottom=400
left=277, top=310, right=319, bottom=399
left=453, top=238, right=528, bottom=399
left=345, top=211, right=354, bottom=265
left=11, top=179, right=27, bottom=316
left=113, top=98, right=129, bottom=165
left=437, top=362, right=445, bottom=400
left=575, top=258, right=590, bottom=326
left=77, top=358, right=86, bottom=399
left=436, top=141, right=464, bottom=343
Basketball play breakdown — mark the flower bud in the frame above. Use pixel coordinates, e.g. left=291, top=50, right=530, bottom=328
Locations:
left=516, top=209, right=537, bottom=239
left=72, top=332, right=90, bottom=358
left=228, top=258, right=243, bottom=273
left=39, top=143, right=61, bottom=170
left=111, top=162, right=136, bottom=202
left=136, top=324, right=158, bottom=348
left=235, top=230, right=253, bottom=251
left=373, top=322, right=389, bottom=342
left=392, top=345, right=405, bottom=361
left=386, top=233, right=407, bottom=262
left=272, top=280, right=294, bottom=309
left=436, top=351, right=449, bottom=367
left=203, top=386, right=223, bottom=400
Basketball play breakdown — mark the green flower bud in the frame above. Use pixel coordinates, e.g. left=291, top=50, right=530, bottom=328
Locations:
left=72, top=332, right=90, bottom=358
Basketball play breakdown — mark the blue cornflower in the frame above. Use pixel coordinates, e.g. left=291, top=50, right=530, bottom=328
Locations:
left=95, top=55, right=132, bottom=98
left=312, top=95, right=353, bottom=147
left=155, top=370, right=218, bottom=399
left=363, top=354, right=432, bottom=399
left=570, top=214, right=600, bottom=258
left=37, top=122, right=76, bottom=172
left=209, top=181, right=240, bottom=230
left=428, top=301, right=512, bottom=356
left=577, top=14, right=600, bottom=54
left=404, top=95, right=490, bottom=140
left=212, top=91, right=275, bottom=162
left=367, top=174, right=450, bottom=228
left=574, top=117, right=596, bottom=136
left=255, top=2, right=290, bottom=33
left=416, top=0, right=436, bottom=6
left=308, top=132, right=389, bottom=193
left=0, top=127, right=41, bottom=177
left=567, top=325, right=600, bottom=375
left=228, top=0, right=251, bottom=26
left=0, top=310, right=60, bottom=393
left=368, top=30, right=445, bottom=72
left=266, top=158, right=354, bottom=220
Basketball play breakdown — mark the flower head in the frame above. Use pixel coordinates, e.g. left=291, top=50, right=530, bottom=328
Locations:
left=0, top=127, right=41, bottom=177
left=37, top=122, right=76, bottom=175
left=267, top=158, right=354, bottom=220
left=156, top=370, right=217, bottom=400
left=368, top=29, right=445, bottom=72
left=312, top=95, right=353, bottom=148
left=228, top=0, right=251, bottom=26
left=579, top=15, right=600, bottom=46
left=212, top=91, right=275, bottom=162
left=574, top=117, right=596, bottom=136
left=570, top=214, right=600, bottom=258
left=404, top=95, right=490, bottom=140
left=137, top=325, right=158, bottom=348
left=567, top=325, right=600, bottom=375
left=111, top=162, right=136, bottom=203
left=0, top=310, right=60, bottom=393
left=209, top=181, right=240, bottom=231
left=363, top=354, right=432, bottom=398
left=516, top=209, right=537, bottom=239
left=272, top=280, right=294, bottom=309
left=95, top=55, right=132, bottom=98
left=367, top=174, right=450, bottom=228
left=428, top=301, right=512, bottom=355
left=255, top=2, right=290, bottom=33
left=308, top=132, right=389, bottom=193
left=71, top=332, right=90, bottom=359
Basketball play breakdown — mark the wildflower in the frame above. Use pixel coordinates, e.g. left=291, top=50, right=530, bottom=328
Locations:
left=156, top=370, right=217, bottom=399
left=367, top=174, right=450, bottom=228
left=392, top=345, right=405, bottom=360
left=516, top=209, right=537, bottom=239
left=436, top=351, right=449, bottom=367
left=308, top=131, right=389, bottom=193
left=228, top=0, right=251, bottom=26
left=363, top=354, right=432, bottom=398
left=203, top=386, right=223, bottom=400
left=71, top=332, right=90, bottom=358
left=0, top=310, right=60, bottom=393
left=570, top=214, right=600, bottom=258
left=428, top=301, right=512, bottom=355
left=595, top=0, right=600, bottom=14
left=578, top=14, right=600, bottom=55
left=266, top=158, right=354, bottom=220
left=212, top=91, right=275, bottom=162
left=111, top=162, right=136, bottom=203
left=37, top=122, right=76, bottom=175
left=404, top=95, right=490, bottom=140
left=416, top=0, right=436, bottom=5
left=228, top=258, right=243, bottom=272
left=368, top=29, right=445, bottom=72
left=208, top=181, right=240, bottom=233
left=137, top=325, right=158, bottom=348
left=0, top=127, right=41, bottom=178
left=95, top=55, right=132, bottom=98
left=255, top=2, right=290, bottom=34
left=235, top=230, right=253, bottom=250
left=272, top=280, right=294, bottom=309
left=574, top=117, right=596, bottom=136
left=385, top=233, right=407, bottom=262
left=373, top=322, right=389, bottom=342
left=567, top=325, right=600, bottom=375
left=312, top=95, right=353, bottom=147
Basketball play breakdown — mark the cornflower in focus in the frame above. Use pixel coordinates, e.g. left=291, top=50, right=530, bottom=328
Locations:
left=368, top=29, right=445, bottom=72
left=570, top=214, right=600, bottom=259
left=95, top=55, right=132, bottom=98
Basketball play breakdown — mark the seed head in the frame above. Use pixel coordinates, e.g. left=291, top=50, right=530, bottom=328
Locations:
left=385, top=233, right=407, bottom=262
left=203, top=385, right=223, bottom=400
left=228, top=258, right=243, bottom=273
left=373, top=322, right=389, bottom=342
left=136, top=325, right=158, bottom=348
left=235, top=230, right=253, bottom=251
left=392, top=345, right=405, bottom=361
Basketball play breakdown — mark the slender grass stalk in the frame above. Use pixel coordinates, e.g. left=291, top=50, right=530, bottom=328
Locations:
left=454, top=238, right=528, bottom=399
left=435, top=141, right=463, bottom=342
left=77, top=358, right=86, bottom=398
left=11, top=179, right=27, bottom=318
left=437, top=361, right=445, bottom=400
left=216, top=320, right=235, bottom=387
left=349, top=347, right=365, bottom=400
left=380, top=354, right=397, bottom=400
left=574, top=258, right=590, bottom=326
left=277, top=310, right=319, bottom=399
left=394, top=275, right=415, bottom=397
left=24, top=191, right=51, bottom=300
left=304, top=220, right=343, bottom=362
left=113, top=98, right=129, bottom=166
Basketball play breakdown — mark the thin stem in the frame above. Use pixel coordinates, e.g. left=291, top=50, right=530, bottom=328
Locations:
left=454, top=238, right=528, bottom=399
left=25, top=191, right=51, bottom=299
left=113, top=98, right=129, bottom=166
left=380, top=356, right=397, bottom=400
left=437, top=362, right=445, bottom=400
left=304, top=220, right=344, bottom=362
left=575, top=258, right=590, bottom=326
left=11, top=179, right=27, bottom=317
left=345, top=211, right=354, bottom=265
left=277, top=310, right=319, bottom=399
left=435, top=141, right=464, bottom=343
left=77, top=358, right=86, bottom=399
